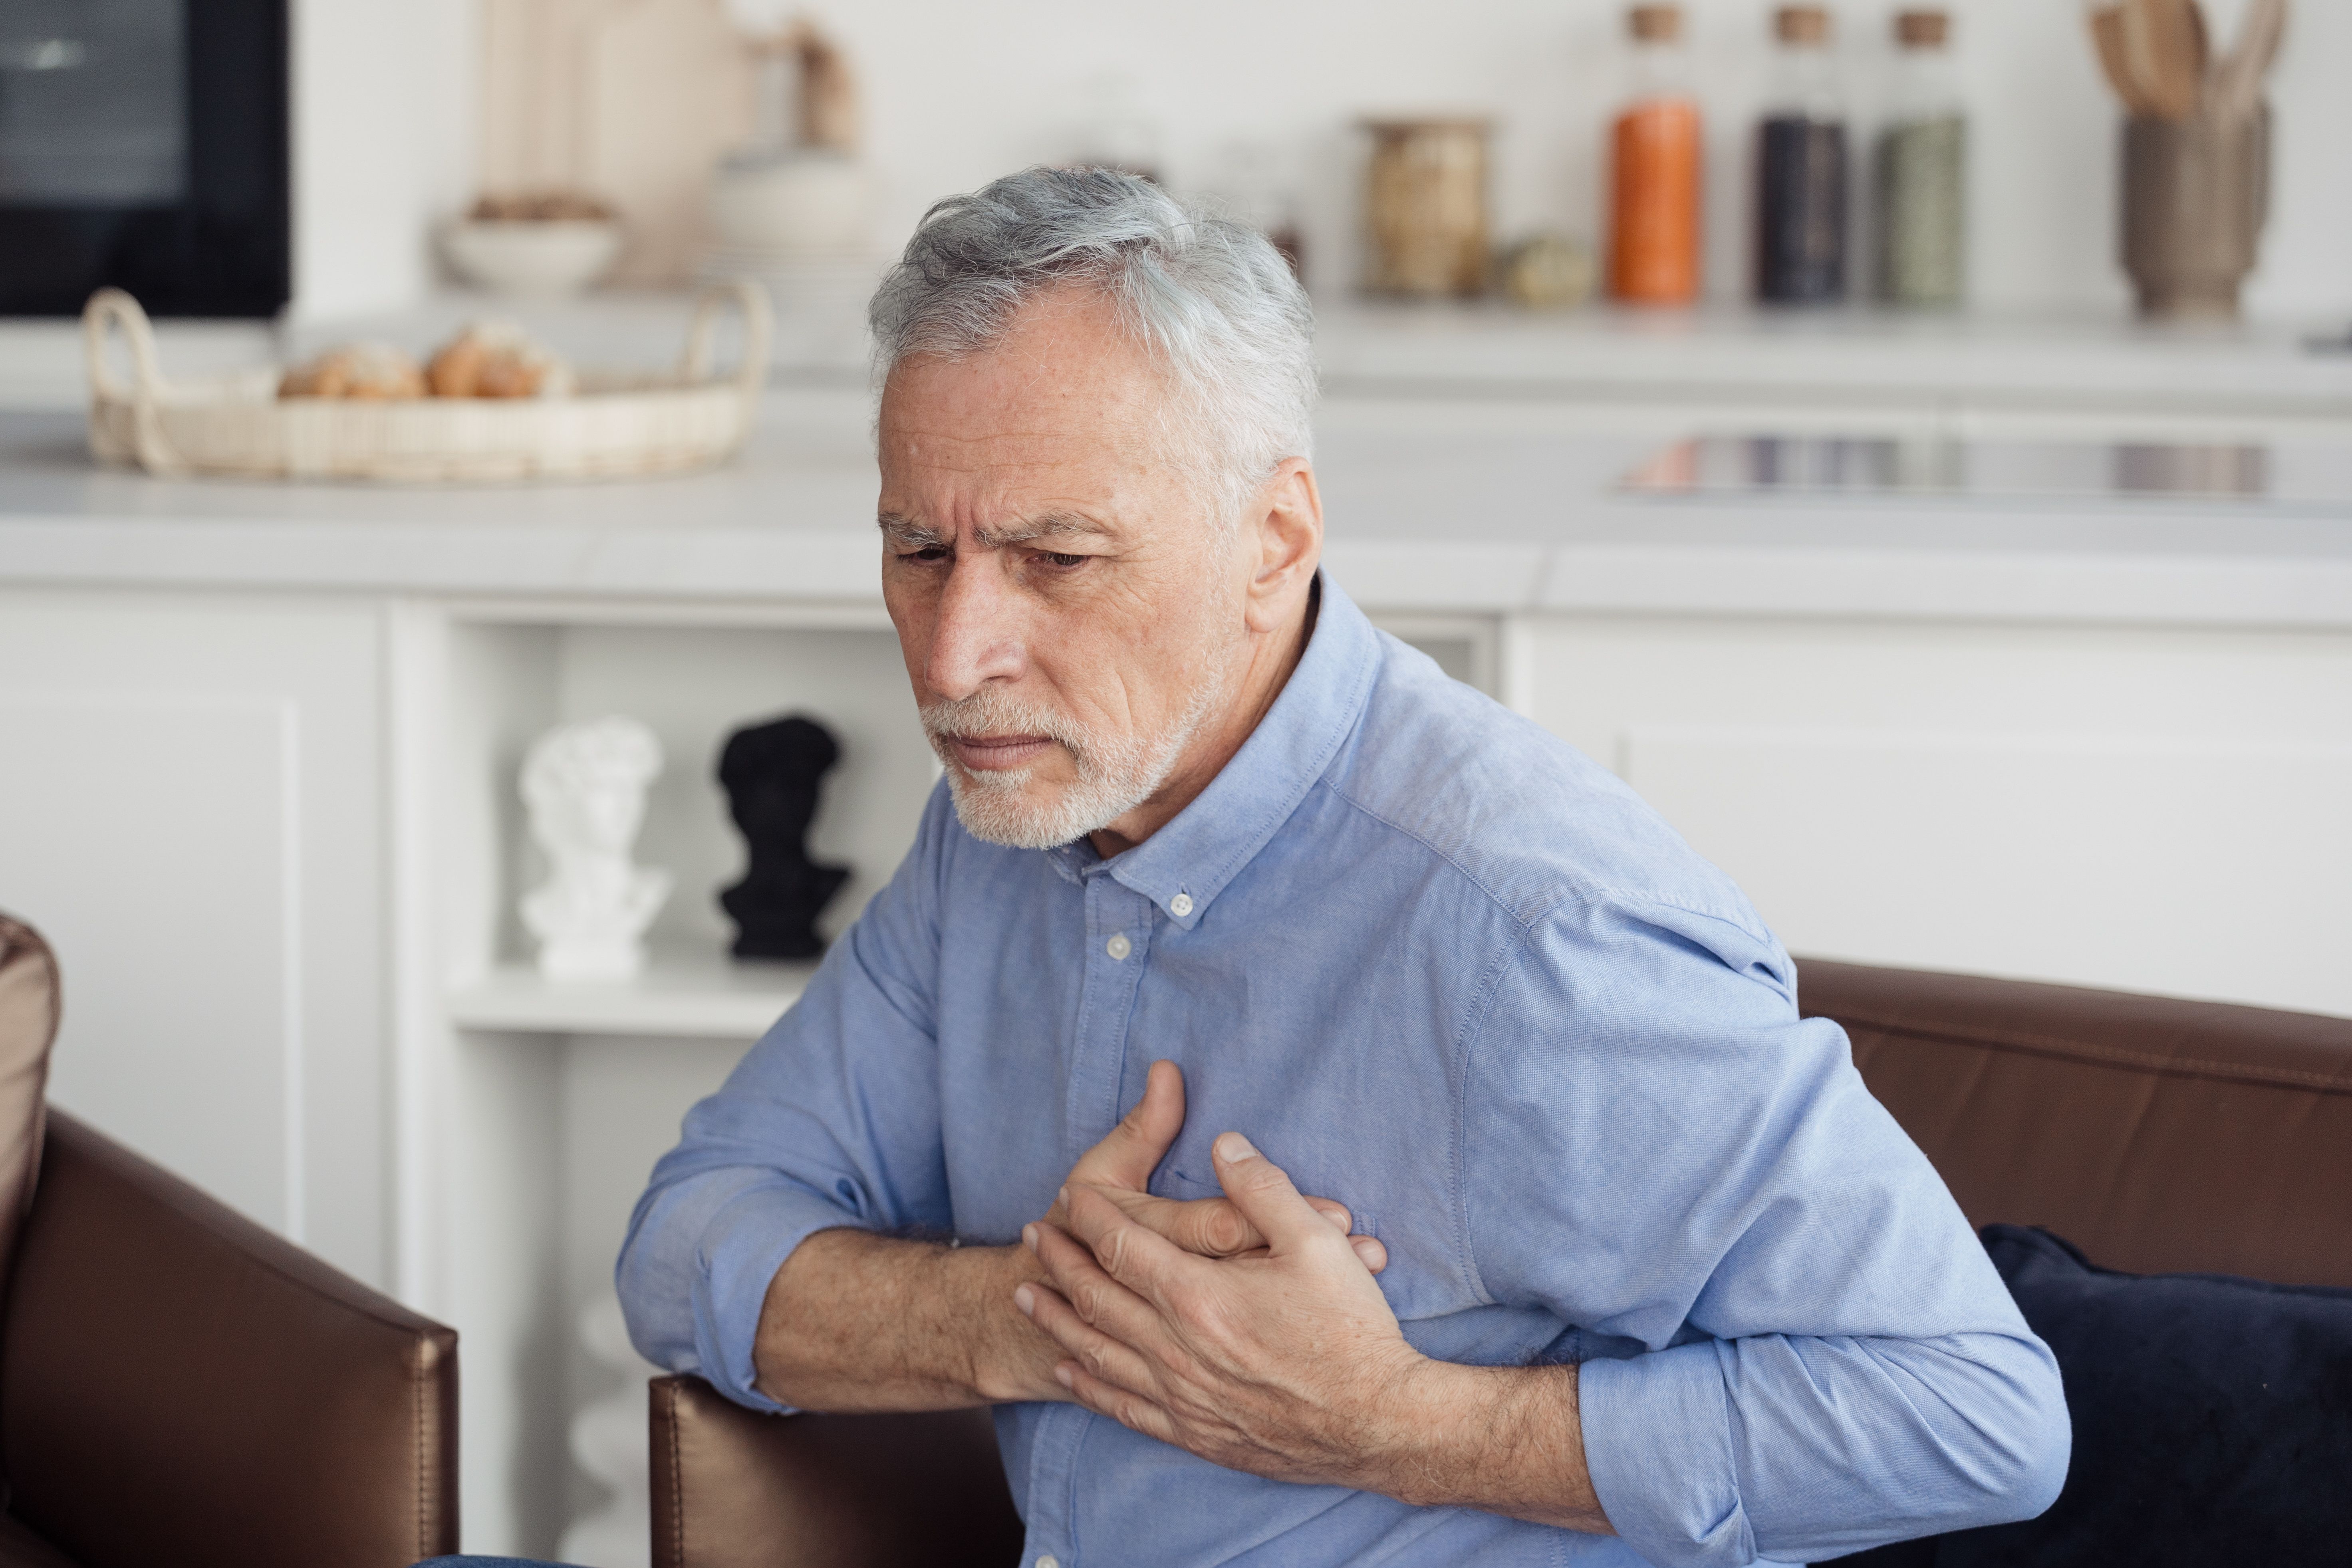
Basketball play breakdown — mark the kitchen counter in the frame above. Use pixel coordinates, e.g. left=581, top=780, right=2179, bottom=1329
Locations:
left=2, top=389, right=2348, bottom=628
left=14, top=288, right=2352, bottom=418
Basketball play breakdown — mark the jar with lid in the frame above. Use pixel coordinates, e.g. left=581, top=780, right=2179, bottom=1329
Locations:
left=1877, top=9, right=1964, bottom=306
left=1608, top=4, right=1703, bottom=305
left=1362, top=118, right=1491, bottom=298
left=1755, top=4, right=1846, bottom=304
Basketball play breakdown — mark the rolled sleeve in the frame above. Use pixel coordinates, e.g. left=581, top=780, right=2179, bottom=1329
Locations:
left=684, top=1183, right=877, bottom=1413
left=1579, top=1330, right=2069, bottom=1567
left=1580, top=1342, right=1754, bottom=1568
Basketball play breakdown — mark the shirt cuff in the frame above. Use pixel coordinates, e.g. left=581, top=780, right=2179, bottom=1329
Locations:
left=1579, top=1342, right=1757, bottom=1568
left=688, top=1183, right=875, bottom=1415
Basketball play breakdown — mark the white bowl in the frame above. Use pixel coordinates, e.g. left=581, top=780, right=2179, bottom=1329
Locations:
left=442, top=219, right=623, bottom=295
left=709, top=153, right=872, bottom=259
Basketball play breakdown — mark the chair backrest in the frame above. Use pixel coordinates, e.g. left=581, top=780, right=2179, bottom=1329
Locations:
left=650, top=1375, right=1025, bottom=1568
left=0, top=914, right=60, bottom=1302
left=1799, top=958, right=2352, bottom=1288
left=3, top=1111, right=459, bottom=1568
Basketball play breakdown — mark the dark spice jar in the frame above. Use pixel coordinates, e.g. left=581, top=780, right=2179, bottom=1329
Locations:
left=1755, top=4, right=1847, bottom=303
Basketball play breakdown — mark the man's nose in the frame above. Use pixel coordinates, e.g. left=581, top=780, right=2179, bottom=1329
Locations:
left=924, top=554, right=1026, bottom=701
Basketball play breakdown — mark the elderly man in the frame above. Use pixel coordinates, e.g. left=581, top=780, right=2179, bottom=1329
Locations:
left=619, top=168, right=2067, bottom=1568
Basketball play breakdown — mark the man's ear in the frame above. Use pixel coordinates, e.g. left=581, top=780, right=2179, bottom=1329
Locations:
left=1244, top=458, right=1323, bottom=634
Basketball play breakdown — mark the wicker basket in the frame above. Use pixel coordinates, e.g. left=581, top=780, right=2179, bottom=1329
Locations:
left=83, top=281, right=774, bottom=482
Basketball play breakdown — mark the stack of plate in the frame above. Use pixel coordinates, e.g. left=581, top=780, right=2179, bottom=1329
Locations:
left=702, top=149, right=883, bottom=309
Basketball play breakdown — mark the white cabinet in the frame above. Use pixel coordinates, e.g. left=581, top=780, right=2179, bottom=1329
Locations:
left=1510, top=612, right=2352, bottom=1018
left=0, top=588, right=389, bottom=1286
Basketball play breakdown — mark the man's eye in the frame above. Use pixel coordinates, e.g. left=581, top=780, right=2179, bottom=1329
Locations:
left=898, top=546, right=950, bottom=564
left=1038, top=551, right=1088, bottom=570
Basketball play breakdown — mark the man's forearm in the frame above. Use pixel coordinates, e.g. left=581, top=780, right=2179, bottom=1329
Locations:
left=753, top=1228, right=1066, bottom=1410
left=1365, top=1360, right=1612, bottom=1535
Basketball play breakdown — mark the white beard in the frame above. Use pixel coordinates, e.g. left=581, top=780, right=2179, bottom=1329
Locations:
left=923, top=663, right=1231, bottom=851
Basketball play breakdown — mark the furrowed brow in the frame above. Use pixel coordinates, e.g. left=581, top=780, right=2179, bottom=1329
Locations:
left=970, top=513, right=1114, bottom=549
left=877, top=512, right=949, bottom=548
left=877, top=512, right=1115, bottom=551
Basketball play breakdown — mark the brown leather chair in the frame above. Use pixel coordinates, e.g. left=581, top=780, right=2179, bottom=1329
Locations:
left=1799, top=959, right=2352, bottom=1291
left=644, top=959, right=2352, bottom=1568
left=0, top=913, right=459, bottom=1568
left=650, top=1379, right=1022, bottom=1568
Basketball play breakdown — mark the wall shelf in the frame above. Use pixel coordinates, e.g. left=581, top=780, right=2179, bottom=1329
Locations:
left=447, top=954, right=812, bottom=1039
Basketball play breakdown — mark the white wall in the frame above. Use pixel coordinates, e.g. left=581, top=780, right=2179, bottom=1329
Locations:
left=292, top=0, right=477, bottom=318
left=709, top=0, right=2346, bottom=320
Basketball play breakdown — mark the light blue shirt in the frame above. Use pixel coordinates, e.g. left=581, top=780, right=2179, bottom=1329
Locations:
left=619, top=576, right=2068, bottom=1568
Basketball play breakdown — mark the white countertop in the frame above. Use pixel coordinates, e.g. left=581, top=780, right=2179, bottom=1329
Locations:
left=16, top=287, right=2352, bottom=416
left=3, top=386, right=2349, bottom=628
left=1309, top=302, right=2352, bottom=416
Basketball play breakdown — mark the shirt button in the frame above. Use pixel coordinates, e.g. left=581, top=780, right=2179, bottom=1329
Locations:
left=1105, top=934, right=1131, bottom=961
left=1170, top=893, right=1194, bottom=917
left=1037, top=1558, right=1062, bottom=1568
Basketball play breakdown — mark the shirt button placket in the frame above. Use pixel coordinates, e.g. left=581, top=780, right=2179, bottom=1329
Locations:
left=1048, top=880, right=1155, bottom=1566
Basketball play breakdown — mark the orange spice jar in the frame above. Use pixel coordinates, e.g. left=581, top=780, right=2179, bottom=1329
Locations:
left=1608, top=4, right=1703, bottom=304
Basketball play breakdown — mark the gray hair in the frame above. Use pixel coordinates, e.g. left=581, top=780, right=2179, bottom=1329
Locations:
left=868, top=166, right=1318, bottom=525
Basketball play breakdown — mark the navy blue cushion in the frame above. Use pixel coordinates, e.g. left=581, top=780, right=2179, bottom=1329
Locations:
left=1818, top=1225, right=2352, bottom=1567
left=1945, top=1225, right=2352, bottom=1566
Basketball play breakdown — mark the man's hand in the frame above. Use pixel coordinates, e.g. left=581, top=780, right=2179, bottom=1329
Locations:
left=753, top=1061, right=1381, bottom=1412
left=1015, top=1131, right=1613, bottom=1534
left=1047, top=1061, right=1386, bottom=1269
left=972, top=1061, right=1382, bottom=1402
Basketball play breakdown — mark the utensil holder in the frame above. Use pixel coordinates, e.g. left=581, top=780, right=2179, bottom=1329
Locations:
left=2120, top=105, right=2269, bottom=320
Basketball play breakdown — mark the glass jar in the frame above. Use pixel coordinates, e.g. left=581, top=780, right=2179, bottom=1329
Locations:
left=1755, top=4, right=1847, bottom=304
left=1608, top=4, right=1703, bottom=305
left=1877, top=9, right=1965, bottom=307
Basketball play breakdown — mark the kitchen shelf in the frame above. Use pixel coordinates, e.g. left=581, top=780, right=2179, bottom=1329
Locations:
left=447, top=953, right=814, bottom=1039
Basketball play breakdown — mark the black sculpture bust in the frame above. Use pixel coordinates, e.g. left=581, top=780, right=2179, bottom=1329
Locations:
left=716, top=715, right=851, bottom=960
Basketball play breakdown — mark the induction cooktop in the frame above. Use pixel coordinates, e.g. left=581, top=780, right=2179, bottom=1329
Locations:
left=1619, top=435, right=2352, bottom=510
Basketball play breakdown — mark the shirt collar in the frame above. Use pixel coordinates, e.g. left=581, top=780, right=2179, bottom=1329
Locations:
left=1100, top=573, right=1380, bottom=929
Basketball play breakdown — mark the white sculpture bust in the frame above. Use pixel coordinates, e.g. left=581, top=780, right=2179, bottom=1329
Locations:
left=520, top=716, right=672, bottom=980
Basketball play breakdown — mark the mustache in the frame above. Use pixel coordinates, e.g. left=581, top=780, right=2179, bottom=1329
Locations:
left=920, top=689, right=1091, bottom=755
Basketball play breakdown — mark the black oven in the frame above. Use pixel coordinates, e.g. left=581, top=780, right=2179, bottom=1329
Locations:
left=0, top=0, right=288, bottom=316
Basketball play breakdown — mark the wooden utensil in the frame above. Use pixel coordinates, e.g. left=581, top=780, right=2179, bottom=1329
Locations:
left=2121, top=0, right=2207, bottom=121
left=2185, top=0, right=2209, bottom=111
left=2213, top=0, right=2288, bottom=123
left=2088, top=5, right=2157, bottom=115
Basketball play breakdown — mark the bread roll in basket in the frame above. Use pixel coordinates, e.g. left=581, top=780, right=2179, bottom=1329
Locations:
left=83, top=281, right=773, bottom=482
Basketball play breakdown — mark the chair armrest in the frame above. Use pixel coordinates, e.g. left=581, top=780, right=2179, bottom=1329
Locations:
left=649, top=1374, right=1023, bottom=1568
left=0, top=1110, right=457, bottom=1568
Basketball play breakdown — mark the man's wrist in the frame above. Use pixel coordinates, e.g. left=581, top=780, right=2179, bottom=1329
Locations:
left=1355, top=1356, right=1611, bottom=1533
left=949, top=1241, right=1056, bottom=1403
left=1357, top=1352, right=1478, bottom=1506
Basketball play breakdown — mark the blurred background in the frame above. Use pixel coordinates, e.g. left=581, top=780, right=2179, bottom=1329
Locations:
left=2, top=2, right=2348, bottom=1564
left=250, top=0, right=2352, bottom=321
left=1, top=0, right=2345, bottom=327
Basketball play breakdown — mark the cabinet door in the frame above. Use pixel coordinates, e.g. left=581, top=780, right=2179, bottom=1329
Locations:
left=0, top=589, right=387, bottom=1287
left=1510, top=613, right=2352, bottom=1019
